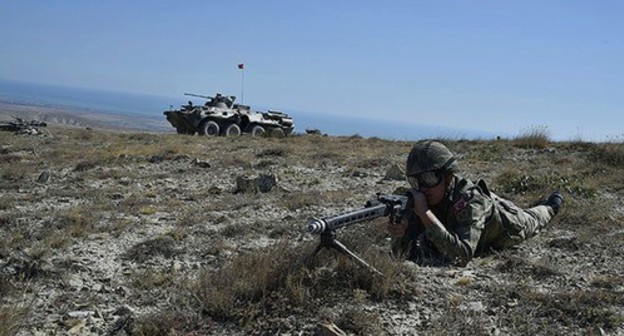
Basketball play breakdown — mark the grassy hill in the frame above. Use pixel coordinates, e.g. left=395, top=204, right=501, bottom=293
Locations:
left=1, top=124, right=623, bottom=335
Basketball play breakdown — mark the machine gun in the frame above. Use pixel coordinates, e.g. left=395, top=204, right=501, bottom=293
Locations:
left=307, top=193, right=412, bottom=276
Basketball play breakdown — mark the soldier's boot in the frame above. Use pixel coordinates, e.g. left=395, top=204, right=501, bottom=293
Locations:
left=545, top=191, right=564, bottom=215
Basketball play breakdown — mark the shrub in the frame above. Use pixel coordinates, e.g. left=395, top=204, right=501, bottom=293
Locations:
left=590, top=141, right=624, bottom=167
left=513, top=125, right=551, bottom=149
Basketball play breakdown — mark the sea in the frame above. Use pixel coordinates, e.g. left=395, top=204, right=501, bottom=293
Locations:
left=0, top=79, right=493, bottom=140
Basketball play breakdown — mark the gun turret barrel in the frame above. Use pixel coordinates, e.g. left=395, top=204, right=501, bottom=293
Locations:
left=307, top=203, right=388, bottom=234
left=184, top=93, right=213, bottom=100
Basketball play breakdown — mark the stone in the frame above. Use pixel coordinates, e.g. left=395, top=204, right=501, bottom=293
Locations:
left=37, top=170, right=50, bottom=183
left=384, top=163, right=405, bottom=181
left=67, top=311, right=94, bottom=318
left=234, top=173, right=277, bottom=193
left=192, top=158, right=211, bottom=168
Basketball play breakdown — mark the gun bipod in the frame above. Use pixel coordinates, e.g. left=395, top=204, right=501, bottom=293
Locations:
left=309, top=230, right=383, bottom=277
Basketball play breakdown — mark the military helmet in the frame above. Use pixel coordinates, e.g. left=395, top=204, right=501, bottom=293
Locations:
left=406, top=141, right=457, bottom=176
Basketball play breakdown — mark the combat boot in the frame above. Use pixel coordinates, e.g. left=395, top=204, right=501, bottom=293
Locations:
left=546, top=191, right=564, bottom=215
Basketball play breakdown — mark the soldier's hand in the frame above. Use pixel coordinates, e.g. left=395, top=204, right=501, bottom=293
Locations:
left=409, top=189, right=429, bottom=217
left=388, top=217, right=407, bottom=237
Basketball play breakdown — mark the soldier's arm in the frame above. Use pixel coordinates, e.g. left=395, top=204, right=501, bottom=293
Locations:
left=389, top=209, right=425, bottom=257
left=419, top=192, right=490, bottom=266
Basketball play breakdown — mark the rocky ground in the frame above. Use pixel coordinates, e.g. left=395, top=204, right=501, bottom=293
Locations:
left=0, top=115, right=623, bottom=335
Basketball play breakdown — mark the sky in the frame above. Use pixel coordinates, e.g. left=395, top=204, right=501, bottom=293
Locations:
left=1, top=1, right=623, bottom=141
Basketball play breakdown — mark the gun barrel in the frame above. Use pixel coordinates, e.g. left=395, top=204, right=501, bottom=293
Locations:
left=184, top=93, right=213, bottom=100
left=307, top=203, right=388, bottom=234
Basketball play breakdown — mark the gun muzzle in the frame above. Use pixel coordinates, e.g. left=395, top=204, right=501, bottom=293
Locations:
left=307, top=217, right=327, bottom=234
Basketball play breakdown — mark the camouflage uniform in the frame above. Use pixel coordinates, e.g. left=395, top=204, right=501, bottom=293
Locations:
left=394, top=140, right=558, bottom=266
left=393, top=177, right=556, bottom=266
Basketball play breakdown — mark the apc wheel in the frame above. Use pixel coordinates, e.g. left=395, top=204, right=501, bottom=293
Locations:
left=223, top=123, right=242, bottom=136
left=251, top=125, right=265, bottom=137
left=270, top=128, right=285, bottom=138
left=200, top=120, right=220, bottom=136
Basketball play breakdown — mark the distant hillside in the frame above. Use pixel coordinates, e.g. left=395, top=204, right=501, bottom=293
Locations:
left=0, top=101, right=170, bottom=132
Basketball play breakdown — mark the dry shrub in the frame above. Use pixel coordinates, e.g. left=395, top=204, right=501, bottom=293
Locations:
left=173, top=211, right=205, bottom=228
left=522, top=288, right=624, bottom=331
left=257, top=147, right=288, bottom=158
left=131, top=267, right=177, bottom=290
left=495, top=254, right=561, bottom=280
left=216, top=153, right=253, bottom=168
left=281, top=190, right=322, bottom=210
left=310, top=221, right=416, bottom=301
left=559, top=198, right=617, bottom=235
left=0, top=212, right=13, bottom=229
left=0, top=162, right=34, bottom=183
left=220, top=222, right=248, bottom=238
left=52, top=207, right=98, bottom=239
left=119, top=193, right=154, bottom=213
left=424, top=307, right=491, bottom=336
left=513, top=125, right=551, bottom=149
left=0, top=153, right=21, bottom=165
left=132, top=311, right=207, bottom=336
left=336, top=307, right=382, bottom=335
left=194, top=240, right=314, bottom=321
left=591, top=141, right=624, bottom=167
left=0, top=300, right=29, bottom=336
left=73, top=159, right=98, bottom=172
left=123, top=235, right=179, bottom=263
left=495, top=170, right=595, bottom=199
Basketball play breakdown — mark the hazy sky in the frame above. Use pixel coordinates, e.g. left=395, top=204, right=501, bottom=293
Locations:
left=1, top=1, right=622, bottom=141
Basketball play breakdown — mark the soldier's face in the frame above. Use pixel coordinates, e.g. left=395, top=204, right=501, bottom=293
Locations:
left=421, top=173, right=450, bottom=206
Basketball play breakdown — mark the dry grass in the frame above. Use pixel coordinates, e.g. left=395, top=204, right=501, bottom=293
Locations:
left=0, top=299, right=29, bottom=336
left=512, top=125, right=551, bottom=148
left=1, top=125, right=623, bottom=335
left=591, top=141, right=624, bottom=167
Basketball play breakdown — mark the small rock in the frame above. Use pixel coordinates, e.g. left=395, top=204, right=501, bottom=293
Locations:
left=461, top=301, right=484, bottom=312
left=234, top=173, right=277, bottom=193
left=148, top=155, right=165, bottom=163
left=192, top=158, right=211, bottom=168
left=112, top=305, right=133, bottom=316
left=67, top=311, right=94, bottom=319
left=37, top=170, right=50, bottom=183
left=68, top=276, right=83, bottom=288
left=207, top=186, right=222, bottom=195
left=384, top=164, right=405, bottom=181
left=257, top=173, right=278, bottom=192
left=344, top=168, right=367, bottom=178
left=118, top=178, right=131, bottom=186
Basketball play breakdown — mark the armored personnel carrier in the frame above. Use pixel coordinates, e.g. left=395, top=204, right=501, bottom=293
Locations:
left=163, top=93, right=295, bottom=137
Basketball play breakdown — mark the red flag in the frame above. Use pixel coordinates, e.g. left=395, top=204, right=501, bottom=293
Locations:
left=238, top=63, right=244, bottom=70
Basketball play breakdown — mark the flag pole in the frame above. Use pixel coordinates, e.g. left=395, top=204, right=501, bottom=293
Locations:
left=238, top=63, right=245, bottom=104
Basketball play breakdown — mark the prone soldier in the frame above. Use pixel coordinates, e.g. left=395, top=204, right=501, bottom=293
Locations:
left=388, top=140, right=564, bottom=266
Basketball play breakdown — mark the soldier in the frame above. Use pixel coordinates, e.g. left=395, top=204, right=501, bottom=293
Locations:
left=182, top=100, right=194, bottom=110
left=388, top=140, right=564, bottom=266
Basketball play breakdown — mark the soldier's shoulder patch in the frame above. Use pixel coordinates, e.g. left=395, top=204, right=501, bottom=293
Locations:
left=453, top=196, right=468, bottom=214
